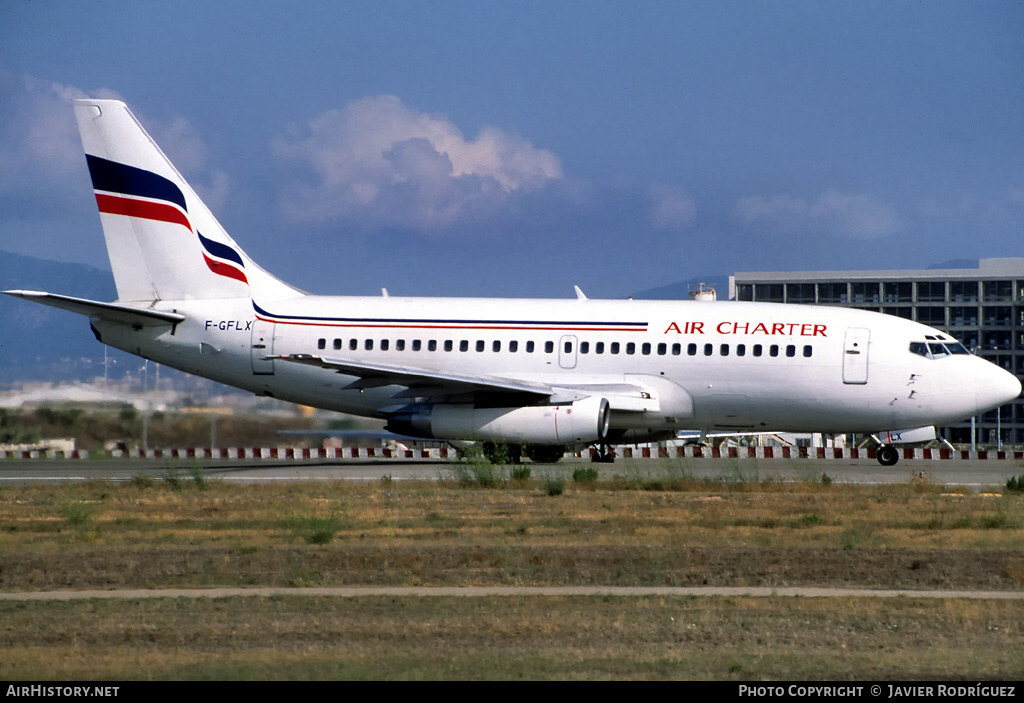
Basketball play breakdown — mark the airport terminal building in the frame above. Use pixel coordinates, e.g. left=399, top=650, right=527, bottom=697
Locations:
left=730, top=258, right=1024, bottom=447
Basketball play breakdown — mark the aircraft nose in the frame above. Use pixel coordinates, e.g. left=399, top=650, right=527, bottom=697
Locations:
left=973, top=363, right=1022, bottom=416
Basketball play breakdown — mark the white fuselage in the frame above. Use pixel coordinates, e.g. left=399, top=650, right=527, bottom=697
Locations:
left=92, top=294, right=1020, bottom=439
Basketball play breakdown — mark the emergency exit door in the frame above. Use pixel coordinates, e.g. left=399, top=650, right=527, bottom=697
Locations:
left=842, top=328, right=870, bottom=384
left=251, top=320, right=276, bottom=375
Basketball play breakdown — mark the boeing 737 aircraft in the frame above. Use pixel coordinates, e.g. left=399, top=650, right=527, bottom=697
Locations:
left=6, top=99, right=1021, bottom=465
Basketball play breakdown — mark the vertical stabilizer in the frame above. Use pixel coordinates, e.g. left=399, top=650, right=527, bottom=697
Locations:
left=73, top=99, right=299, bottom=303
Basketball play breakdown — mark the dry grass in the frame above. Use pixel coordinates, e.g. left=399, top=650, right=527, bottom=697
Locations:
left=1, top=473, right=1023, bottom=679
left=0, top=596, right=1020, bottom=680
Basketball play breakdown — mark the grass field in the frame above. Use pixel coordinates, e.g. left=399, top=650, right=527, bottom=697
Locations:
left=1, top=465, right=1022, bottom=679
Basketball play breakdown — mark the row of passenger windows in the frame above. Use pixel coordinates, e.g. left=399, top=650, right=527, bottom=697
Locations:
left=317, top=337, right=814, bottom=358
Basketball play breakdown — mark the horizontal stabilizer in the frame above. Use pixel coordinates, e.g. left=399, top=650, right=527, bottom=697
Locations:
left=3, top=290, right=185, bottom=327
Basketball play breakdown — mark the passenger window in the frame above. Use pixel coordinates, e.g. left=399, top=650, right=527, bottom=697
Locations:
left=641, top=343, right=651, bottom=355
left=786, top=344, right=795, bottom=357
left=396, top=339, right=405, bottom=351
left=526, top=341, right=535, bottom=353
left=460, top=340, right=469, bottom=352
left=476, top=340, right=485, bottom=352
left=672, top=343, right=681, bottom=355
left=704, top=343, right=713, bottom=356
left=444, top=340, right=453, bottom=352
left=611, top=342, right=620, bottom=354
left=380, top=339, right=389, bottom=351
left=564, top=341, right=573, bottom=353
left=596, top=342, right=604, bottom=354
left=753, top=344, right=762, bottom=357
left=769, top=345, right=779, bottom=357
left=317, top=338, right=326, bottom=350
left=412, top=340, right=421, bottom=351
left=657, top=343, right=666, bottom=355
left=493, top=340, right=501, bottom=352
left=580, top=342, right=589, bottom=354
left=510, top=341, right=518, bottom=352
left=545, top=341, right=554, bottom=353
left=333, top=339, right=342, bottom=350
left=687, top=343, right=697, bottom=356
left=428, top=340, right=437, bottom=352
left=720, top=344, right=729, bottom=356
left=626, top=343, right=636, bottom=355
left=365, top=339, right=373, bottom=351
left=736, top=344, right=746, bottom=357
left=349, top=339, right=358, bottom=351
left=803, top=345, right=812, bottom=357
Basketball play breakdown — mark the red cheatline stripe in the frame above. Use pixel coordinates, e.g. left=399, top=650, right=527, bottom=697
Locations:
left=252, top=314, right=646, bottom=331
left=95, top=193, right=192, bottom=231
left=203, top=253, right=248, bottom=284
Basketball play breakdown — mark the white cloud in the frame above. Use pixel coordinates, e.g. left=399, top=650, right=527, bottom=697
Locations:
left=0, top=72, right=90, bottom=195
left=0, top=71, right=228, bottom=213
left=733, top=189, right=899, bottom=239
left=649, top=184, right=697, bottom=230
left=271, top=95, right=563, bottom=230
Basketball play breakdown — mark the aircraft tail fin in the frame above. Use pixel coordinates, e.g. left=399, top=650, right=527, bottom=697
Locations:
left=72, top=99, right=300, bottom=303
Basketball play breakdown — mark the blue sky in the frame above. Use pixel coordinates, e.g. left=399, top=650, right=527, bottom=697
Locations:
left=1, top=1, right=1022, bottom=299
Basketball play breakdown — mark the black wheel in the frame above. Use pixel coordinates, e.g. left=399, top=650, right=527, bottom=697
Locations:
left=877, top=444, right=899, bottom=466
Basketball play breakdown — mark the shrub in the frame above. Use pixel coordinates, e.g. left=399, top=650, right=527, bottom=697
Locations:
left=799, top=513, right=825, bottom=527
left=543, top=474, right=565, bottom=496
left=287, top=515, right=345, bottom=544
left=60, top=503, right=95, bottom=527
left=510, top=466, right=532, bottom=482
left=572, top=467, right=599, bottom=483
left=130, top=474, right=155, bottom=489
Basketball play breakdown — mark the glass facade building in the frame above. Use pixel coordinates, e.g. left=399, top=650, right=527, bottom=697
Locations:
left=730, top=258, right=1024, bottom=447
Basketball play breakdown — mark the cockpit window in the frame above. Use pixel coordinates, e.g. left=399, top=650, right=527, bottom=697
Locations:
left=911, top=340, right=970, bottom=358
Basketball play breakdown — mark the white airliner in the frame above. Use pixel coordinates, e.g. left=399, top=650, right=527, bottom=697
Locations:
left=6, top=99, right=1021, bottom=466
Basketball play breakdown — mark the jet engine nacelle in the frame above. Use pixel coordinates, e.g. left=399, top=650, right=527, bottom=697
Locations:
left=387, top=396, right=610, bottom=445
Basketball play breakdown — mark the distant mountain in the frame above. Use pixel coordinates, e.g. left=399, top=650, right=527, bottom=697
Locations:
left=926, top=259, right=978, bottom=270
left=0, top=251, right=117, bottom=384
left=631, top=274, right=731, bottom=301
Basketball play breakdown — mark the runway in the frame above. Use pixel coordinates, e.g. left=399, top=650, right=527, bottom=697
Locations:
left=0, top=455, right=1019, bottom=488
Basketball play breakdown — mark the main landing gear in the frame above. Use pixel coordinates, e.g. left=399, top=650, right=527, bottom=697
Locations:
left=591, top=444, right=616, bottom=463
left=876, top=444, right=900, bottom=467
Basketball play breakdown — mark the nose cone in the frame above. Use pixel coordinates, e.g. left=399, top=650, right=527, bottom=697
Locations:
left=974, top=362, right=1022, bottom=416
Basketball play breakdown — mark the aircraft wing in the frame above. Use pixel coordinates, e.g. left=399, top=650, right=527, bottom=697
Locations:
left=271, top=354, right=554, bottom=399
left=4, top=290, right=185, bottom=327
left=271, top=354, right=660, bottom=411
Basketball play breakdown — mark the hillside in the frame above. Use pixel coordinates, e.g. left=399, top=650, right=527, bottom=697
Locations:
left=0, top=251, right=117, bottom=384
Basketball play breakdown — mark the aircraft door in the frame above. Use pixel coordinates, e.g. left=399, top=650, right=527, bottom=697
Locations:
left=251, top=319, right=276, bottom=375
left=559, top=335, right=578, bottom=369
left=842, top=328, right=870, bottom=384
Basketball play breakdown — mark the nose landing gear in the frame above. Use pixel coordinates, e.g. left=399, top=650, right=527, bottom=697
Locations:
left=876, top=444, right=900, bottom=466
